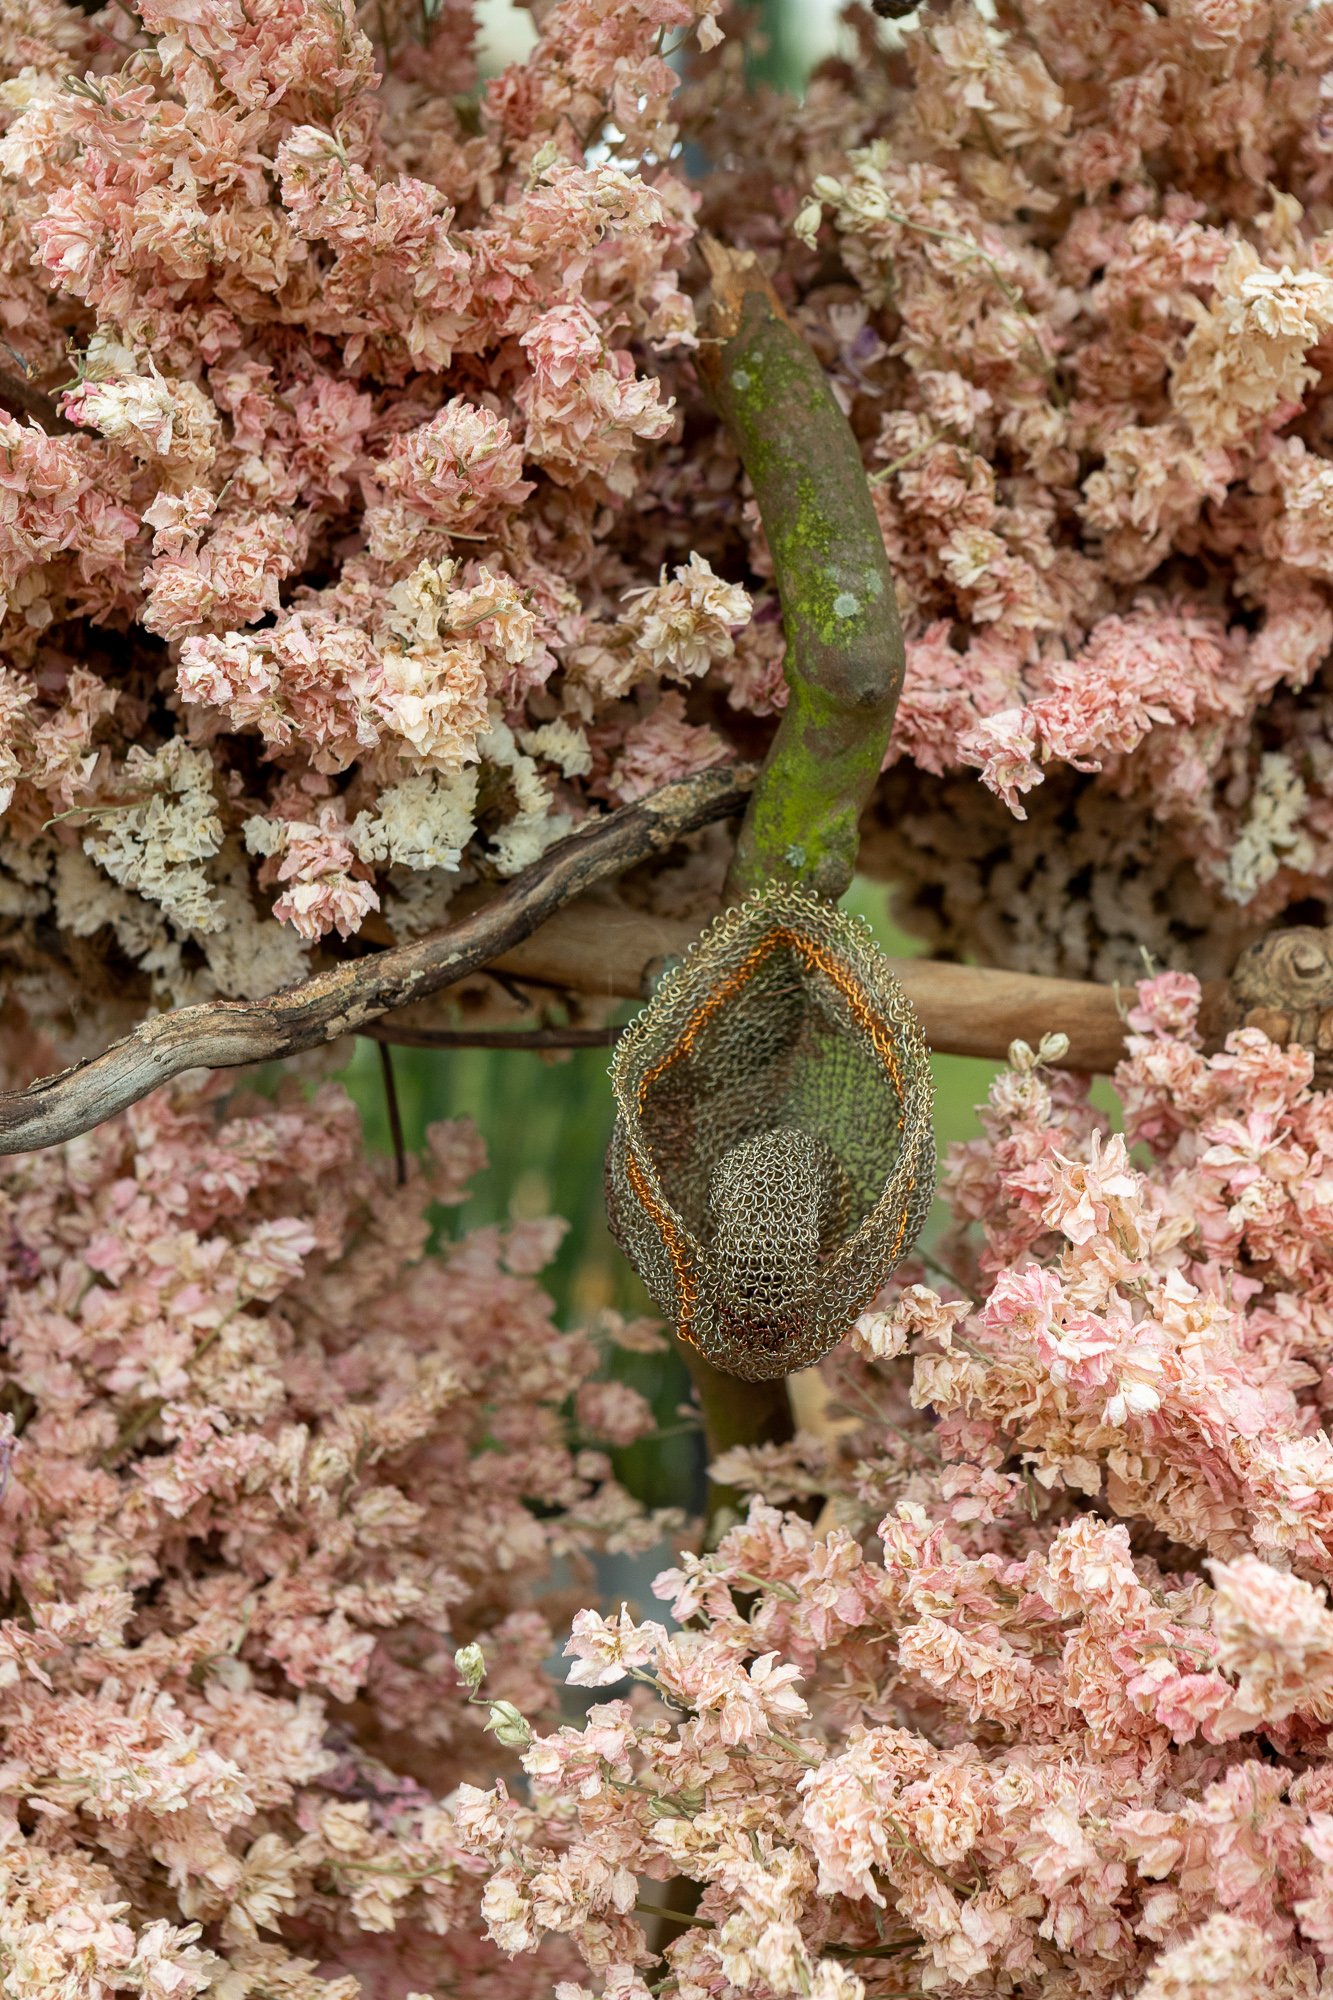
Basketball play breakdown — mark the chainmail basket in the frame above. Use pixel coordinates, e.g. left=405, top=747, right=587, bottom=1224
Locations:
left=606, top=883, right=936, bottom=1381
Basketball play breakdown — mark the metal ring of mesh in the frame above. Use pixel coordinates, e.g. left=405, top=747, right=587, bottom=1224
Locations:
left=605, top=883, right=936, bottom=1381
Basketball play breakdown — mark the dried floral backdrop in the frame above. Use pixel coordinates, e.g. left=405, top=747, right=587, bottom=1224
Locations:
left=5, top=0, right=1333, bottom=1996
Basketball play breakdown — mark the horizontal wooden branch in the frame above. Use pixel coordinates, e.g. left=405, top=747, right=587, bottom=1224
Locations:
left=893, top=958, right=1132, bottom=1071
left=0, top=767, right=754, bottom=1154
left=0, top=763, right=1254, bottom=1155
left=483, top=907, right=1135, bottom=1072
left=486, top=899, right=693, bottom=997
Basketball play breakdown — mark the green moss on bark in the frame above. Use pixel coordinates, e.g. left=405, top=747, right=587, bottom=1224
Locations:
left=700, top=269, right=904, bottom=902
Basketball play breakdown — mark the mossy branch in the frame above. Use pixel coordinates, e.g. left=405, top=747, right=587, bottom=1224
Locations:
left=697, top=239, right=905, bottom=903
left=683, top=241, right=910, bottom=1538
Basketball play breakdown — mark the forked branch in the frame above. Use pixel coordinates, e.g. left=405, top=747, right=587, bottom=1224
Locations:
left=0, top=767, right=754, bottom=1155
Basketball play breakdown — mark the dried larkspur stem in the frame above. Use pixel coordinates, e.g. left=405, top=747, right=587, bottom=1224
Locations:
left=606, top=884, right=935, bottom=1381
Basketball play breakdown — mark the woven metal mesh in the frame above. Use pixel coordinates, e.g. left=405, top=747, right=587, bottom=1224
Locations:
left=606, top=884, right=936, bottom=1381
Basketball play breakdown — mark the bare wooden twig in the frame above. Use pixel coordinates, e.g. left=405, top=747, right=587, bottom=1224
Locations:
left=0, top=366, right=74, bottom=435
left=369, top=1023, right=623, bottom=1051
left=377, top=1041, right=408, bottom=1186
left=0, top=766, right=754, bottom=1155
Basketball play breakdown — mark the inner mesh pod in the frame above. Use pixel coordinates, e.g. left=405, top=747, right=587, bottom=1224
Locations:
left=606, top=884, right=936, bottom=1381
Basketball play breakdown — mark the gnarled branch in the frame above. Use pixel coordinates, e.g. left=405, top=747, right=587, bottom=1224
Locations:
left=0, top=766, right=754, bottom=1155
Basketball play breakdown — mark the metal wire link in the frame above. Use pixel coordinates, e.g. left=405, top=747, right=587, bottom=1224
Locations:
left=605, top=884, right=936, bottom=1381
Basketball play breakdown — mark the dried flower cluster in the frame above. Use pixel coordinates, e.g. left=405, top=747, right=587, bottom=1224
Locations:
left=0, top=1069, right=672, bottom=2000
left=458, top=976, right=1333, bottom=2000
left=15, top=981, right=1333, bottom=1998
left=681, top=0, right=1333, bottom=976
left=9, top=4, right=1333, bottom=2000
left=0, top=0, right=728, bottom=1023
left=9, top=0, right=1333, bottom=1021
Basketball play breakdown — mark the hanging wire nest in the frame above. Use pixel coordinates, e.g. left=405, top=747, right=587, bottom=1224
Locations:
left=606, top=884, right=936, bottom=1381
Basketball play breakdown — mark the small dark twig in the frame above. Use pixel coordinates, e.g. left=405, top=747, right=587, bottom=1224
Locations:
left=377, top=1041, right=408, bottom=1186
left=369, top=1024, right=623, bottom=1051
left=488, top=969, right=537, bottom=1012
left=0, top=366, right=74, bottom=435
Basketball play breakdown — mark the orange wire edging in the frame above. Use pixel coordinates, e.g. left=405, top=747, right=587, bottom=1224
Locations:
left=629, top=924, right=921, bottom=1347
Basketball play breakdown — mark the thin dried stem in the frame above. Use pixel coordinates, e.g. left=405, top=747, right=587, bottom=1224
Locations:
left=369, top=1023, right=622, bottom=1051
left=377, top=1041, right=408, bottom=1187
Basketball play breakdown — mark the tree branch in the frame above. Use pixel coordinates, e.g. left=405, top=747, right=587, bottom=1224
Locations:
left=0, top=767, right=754, bottom=1155
left=473, top=898, right=696, bottom=998
left=697, top=240, right=905, bottom=904
left=483, top=911, right=1135, bottom=1071
left=0, top=366, right=74, bottom=435
left=684, top=241, right=911, bottom=1533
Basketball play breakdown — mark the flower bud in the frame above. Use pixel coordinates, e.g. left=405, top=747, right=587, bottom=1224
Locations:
left=485, top=1700, right=533, bottom=1749
left=527, top=139, right=559, bottom=185
left=647, top=1786, right=704, bottom=1820
left=453, top=1643, right=485, bottom=1692
left=793, top=199, right=823, bottom=248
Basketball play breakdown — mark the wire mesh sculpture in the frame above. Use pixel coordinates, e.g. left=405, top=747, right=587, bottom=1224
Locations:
left=606, top=884, right=936, bottom=1381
